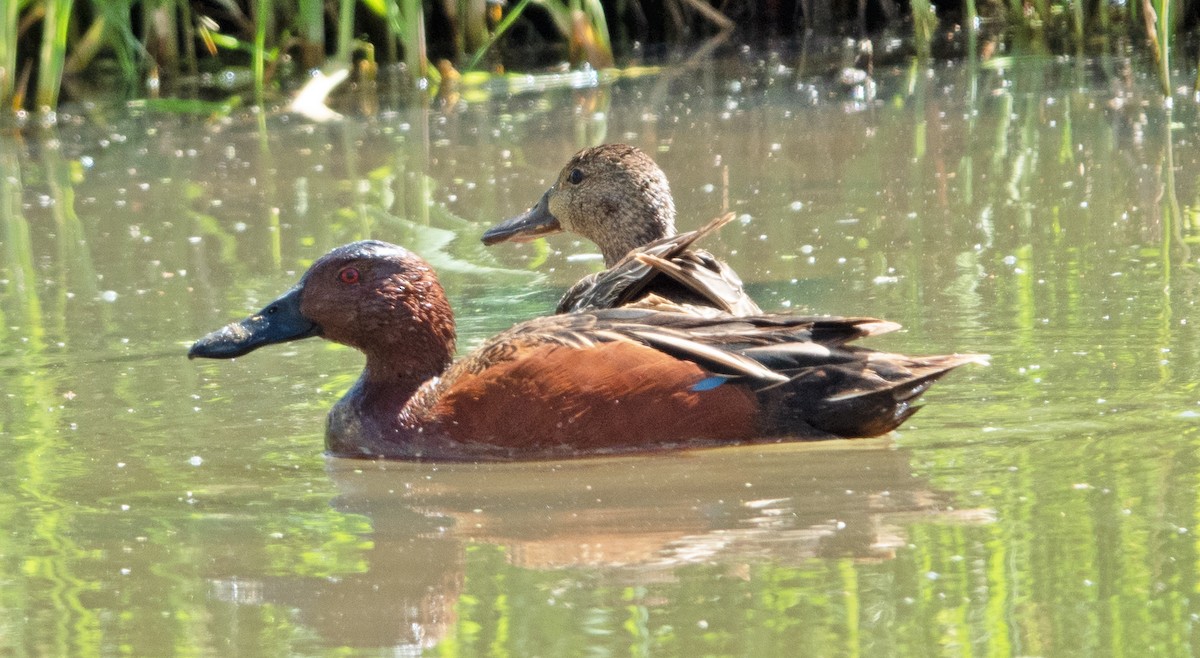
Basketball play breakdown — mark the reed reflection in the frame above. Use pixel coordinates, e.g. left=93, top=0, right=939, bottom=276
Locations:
left=207, top=442, right=986, bottom=651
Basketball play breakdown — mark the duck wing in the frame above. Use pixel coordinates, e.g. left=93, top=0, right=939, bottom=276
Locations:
left=413, top=308, right=982, bottom=445
left=557, top=213, right=762, bottom=315
left=476, top=308, right=899, bottom=379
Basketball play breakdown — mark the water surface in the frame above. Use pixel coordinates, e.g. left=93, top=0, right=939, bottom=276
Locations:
left=2, top=52, right=1199, bottom=655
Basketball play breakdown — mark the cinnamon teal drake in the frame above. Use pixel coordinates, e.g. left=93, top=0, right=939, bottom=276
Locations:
left=482, top=144, right=761, bottom=315
left=188, top=240, right=985, bottom=461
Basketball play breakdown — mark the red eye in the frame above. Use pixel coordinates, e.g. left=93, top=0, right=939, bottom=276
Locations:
left=339, top=267, right=360, bottom=284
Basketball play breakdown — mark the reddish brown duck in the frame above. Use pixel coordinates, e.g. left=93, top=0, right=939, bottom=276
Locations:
left=188, top=240, right=984, bottom=461
left=482, top=144, right=761, bottom=315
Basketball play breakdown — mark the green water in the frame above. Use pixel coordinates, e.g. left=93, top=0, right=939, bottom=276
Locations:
left=2, top=53, right=1199, bottom=655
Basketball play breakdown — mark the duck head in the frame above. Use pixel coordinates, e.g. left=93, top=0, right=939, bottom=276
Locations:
left=189, top=240, right=456, bottom=388
left=482, top=144, right=677, bottom=267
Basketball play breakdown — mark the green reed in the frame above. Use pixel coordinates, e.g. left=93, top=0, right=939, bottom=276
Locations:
left=89, top=2, right=141, bottom=89
left=0, top=0, right=17, bottom=110
left=910, top=0, right=936, bottom=59
left=336, top=0, right=355, bottom=63
left=1148, top=0, right=1172, bottom=96
left=3, top=0, right=1197, bottom=114
left=36, top=0, right=75, bottom=111
left=254, top=0, right=268, bottom=106
left=296, top=0, right=325, bottom=67
left=400, top=0, right=428, bottom=79
left=467, top=0, right=533, bottom=71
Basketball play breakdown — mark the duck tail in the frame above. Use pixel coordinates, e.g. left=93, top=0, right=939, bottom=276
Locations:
left=761, top=352, right=987, bottom=439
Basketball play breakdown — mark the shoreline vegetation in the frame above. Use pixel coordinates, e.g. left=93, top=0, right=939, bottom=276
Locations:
left=1, top=0, right=1198, bottom=121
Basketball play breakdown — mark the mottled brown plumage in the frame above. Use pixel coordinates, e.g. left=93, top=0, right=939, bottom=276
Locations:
left=555, top=212, right=761, bottom=315
left=483, top=144, right=760, bottom=315
left=189, top=240, right=985, bottom=461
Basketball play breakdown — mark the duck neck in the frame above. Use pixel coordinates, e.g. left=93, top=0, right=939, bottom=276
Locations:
left=598, top=212, right=677, bottom=267
left=325, top=306, right=457, bottom=457
left=361, top=319, right=456, bottom=406
left=600, top=237, right=645, bottom=268
left=597, top=199, right=677, bottom=267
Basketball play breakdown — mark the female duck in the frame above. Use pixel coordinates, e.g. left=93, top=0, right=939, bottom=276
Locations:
left=189, top=240, right=982, bottom=461
left=482, top=144, right=760, bottom=315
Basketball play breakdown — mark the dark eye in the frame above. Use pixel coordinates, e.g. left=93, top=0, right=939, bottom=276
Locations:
left=567, top=168, right=584, bottom=185
left=338, top=267, right=360, bottom=284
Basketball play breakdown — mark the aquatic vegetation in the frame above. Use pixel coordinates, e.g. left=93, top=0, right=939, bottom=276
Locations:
left=35, top=0, right=75, bottom=112
left=0, top=51, right=1198, bottom=655
left=1145, top=0, right=1175, bottom=96
left=0, top=0, right=16, bottom=112
left=2, top=0, right=1198, bottom=117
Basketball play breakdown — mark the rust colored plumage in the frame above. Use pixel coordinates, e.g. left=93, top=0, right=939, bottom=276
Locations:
left=420, top=341, right=758, bottom=451
left=188, top=240, right=985, bottom=461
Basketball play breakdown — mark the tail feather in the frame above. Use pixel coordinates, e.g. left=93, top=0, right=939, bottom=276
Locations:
left=566, top=307, right=985, bottom=439
left=761, top=352, right=984, bottom=439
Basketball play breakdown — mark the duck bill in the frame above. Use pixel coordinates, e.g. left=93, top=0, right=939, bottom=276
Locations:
left=481, top=190, right=563, bottom=245
left=188, top=286, right=321, bottom=360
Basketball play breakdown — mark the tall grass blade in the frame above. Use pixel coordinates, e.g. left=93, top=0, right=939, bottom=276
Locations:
left=254, top=0, right=269, bottom=106
left=405, top=0, right=429, bottom=78
left=532, top=0, right=613, bottom=68
left=964, top=0, right=978, bottom=73
left=677, top=0, right=734, bottom=33
left=459, top=0, right=489, bottom=57
left=37, top=0, right=76, bottom=112
left=533, top=0, right=572, bottom=37
left=180, top=0, right=199, bottom=76
left=63, top=16, right=107, bottom=76
left=86, top=2, right=143, bottom=88
left=910, top=0, right=936, bottom=59
left=579, top=0, right=613, bottom=67
left=1071, top=0, right=1084, bottom=56
left=146, top=2, right=180, bottom=78
left=370, top=0, right=429, bottom=78
left=1098, top=0, right=1110, bottom=52
left=384, top=0, right=401, bottom=63
left=1142, top=0, right=1171, bottom=96
left=0, top=0, right=18, bottom=109
left=466, top=0, right=534, bottom=71
left=337, top=0, right=356, bottom=64
left=297, top=0, right=325, bottom=67
left=1154, top=0, right=1171, bottom=96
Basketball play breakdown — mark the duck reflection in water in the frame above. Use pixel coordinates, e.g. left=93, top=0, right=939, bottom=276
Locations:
left=205, top=444, right=992, bottom=650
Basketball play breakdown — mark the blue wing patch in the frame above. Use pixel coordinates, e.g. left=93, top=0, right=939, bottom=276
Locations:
left=691, top=375, right=728, bottom=392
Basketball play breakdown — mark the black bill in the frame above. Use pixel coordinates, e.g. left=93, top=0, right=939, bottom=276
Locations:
left=188, top=285, right=321, bottom=359
left=481, top=189, right=563, bottom=245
